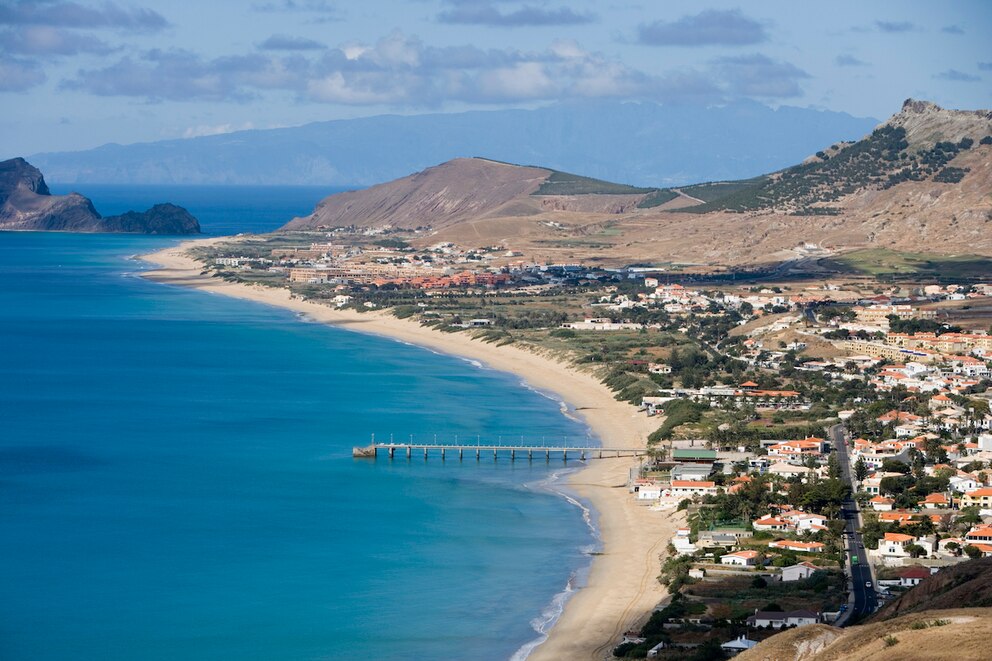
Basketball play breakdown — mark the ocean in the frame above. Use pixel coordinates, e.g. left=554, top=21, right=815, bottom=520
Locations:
left=0, top=187, right=595, bottom=660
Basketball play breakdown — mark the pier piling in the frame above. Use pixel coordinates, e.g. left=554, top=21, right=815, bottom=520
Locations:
left=353, top=441, right=647, bottom=462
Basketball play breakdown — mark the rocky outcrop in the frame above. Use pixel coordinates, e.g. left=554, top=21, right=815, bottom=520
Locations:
left=887, top=98, right=992, bottom=146
left=0, top=157, right=200, bottom=234
left=101, top=203, right=201, bottom=234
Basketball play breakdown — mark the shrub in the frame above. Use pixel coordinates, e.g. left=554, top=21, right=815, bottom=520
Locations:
left=884, top=635, right=899, bottom=647
left=612, top=641, right=637, bottom=657
left=933, top=167, right=969, bottom=183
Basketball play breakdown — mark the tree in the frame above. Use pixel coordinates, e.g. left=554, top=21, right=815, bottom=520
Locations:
left=964, top=544, right=982, bottom=559
left=854, top=456, right=869, bottom=482
left=828, top=452, right=841, bottom=479
left=906, top=543, right=927, bottom=559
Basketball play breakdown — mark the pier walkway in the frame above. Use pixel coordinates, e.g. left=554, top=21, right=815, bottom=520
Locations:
left=352, top=441, right=649, bottom=461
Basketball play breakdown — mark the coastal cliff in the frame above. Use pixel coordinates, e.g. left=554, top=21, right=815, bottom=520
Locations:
left=0, top=158, right=200, bottom=234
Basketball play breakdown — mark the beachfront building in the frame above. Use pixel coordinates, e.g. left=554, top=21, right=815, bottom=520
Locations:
left=671, top=528, right=697, bottom=556
left=664, top=480, right=718, bottom=498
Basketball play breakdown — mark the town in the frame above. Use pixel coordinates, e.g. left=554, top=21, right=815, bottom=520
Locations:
left=202, top=234, right=992, bottom=659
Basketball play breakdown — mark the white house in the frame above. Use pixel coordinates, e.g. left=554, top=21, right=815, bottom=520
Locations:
left=768, top=462, right=815, bottom=479
left=747, top=609, right=819, bottom=629
left=721, top=550, right=759, bottom=567
left=752, top=516, right=791, bottom=532
left=671, top=528, right=697, bottom=556
left=898, top=566, right=933, bottom=587
left=879, top=532, right=916, bottom=558
left=780, top=561, right=822, bottom=582
left=664, top=480, right=718, bottom=497
left=636, top=484, right=662, bottom=501
left=721, top=636, right=758, bottom=656
left=869, top=496, right=895, bottom=511
left=768, top=540, right=825, bottom=553
left=791, top=513, right=829, bottom=531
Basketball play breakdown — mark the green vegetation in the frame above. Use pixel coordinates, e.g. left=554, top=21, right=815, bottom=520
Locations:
left=827, top=248, right=992, bottom=281
left=649, top=400, right=709, bottom=443
left=635, top=188, right=679, bottom=208
left=677, top=177, right=770, bottom=206
left=675, top=126, right=975, bottom=214
left=933, top=167, right=969, bottom=183
left=533, top=170, right=657, bottom=196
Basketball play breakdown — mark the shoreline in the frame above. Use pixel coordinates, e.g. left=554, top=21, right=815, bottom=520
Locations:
left=139, top=238, right=679, bottom=661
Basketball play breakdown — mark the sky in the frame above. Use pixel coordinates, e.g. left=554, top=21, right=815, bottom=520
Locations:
left=1, top=0, right=990, bottom=155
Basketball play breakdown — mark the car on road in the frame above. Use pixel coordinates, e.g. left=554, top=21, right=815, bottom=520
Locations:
left=866, top=581, right=873, bottom=588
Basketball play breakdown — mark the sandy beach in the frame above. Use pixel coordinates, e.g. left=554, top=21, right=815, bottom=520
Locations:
left=140, top=238, right=679, bottom=660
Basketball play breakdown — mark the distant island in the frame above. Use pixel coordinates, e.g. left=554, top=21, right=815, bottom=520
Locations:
left=27, top=101, right=879, bottom=188
left=0, top=157, right=200, bottom=234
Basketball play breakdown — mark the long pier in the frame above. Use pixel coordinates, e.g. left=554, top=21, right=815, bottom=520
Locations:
left=352, top=442, right=649, bottom=461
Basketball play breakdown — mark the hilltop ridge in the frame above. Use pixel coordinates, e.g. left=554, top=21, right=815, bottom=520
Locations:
left=278, top=99, right=991, bottom=266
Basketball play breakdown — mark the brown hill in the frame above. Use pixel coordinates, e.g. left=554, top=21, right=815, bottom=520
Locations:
left=280, top=100, right=992, bottom=267
left=735, top=558, right=992, bottom=661
left=734, top=608, right=992, bottom=661
left=283, top=158, right=547, bottom=231
left=871, top=557, right=992, bottom=620
left=281, top=157, right=656, bottom=232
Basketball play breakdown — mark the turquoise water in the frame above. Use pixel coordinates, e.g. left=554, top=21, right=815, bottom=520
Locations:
left=0, top=191, right=595, bottom=660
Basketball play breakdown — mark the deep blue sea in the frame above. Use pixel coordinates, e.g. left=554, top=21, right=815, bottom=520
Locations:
left=0, top=188, right=595, bottom=660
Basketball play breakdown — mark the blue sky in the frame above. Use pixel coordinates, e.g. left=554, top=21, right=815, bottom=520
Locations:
left=1, top=0, right=990, bottom=155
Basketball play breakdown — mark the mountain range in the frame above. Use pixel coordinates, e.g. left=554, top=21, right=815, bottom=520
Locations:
left=283, top=99, right=992, bottom=266
left=27, top=101, right=878, bottom=189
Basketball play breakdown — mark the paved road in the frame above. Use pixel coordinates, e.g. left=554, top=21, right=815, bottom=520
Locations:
left=831, top=423, right=879, bottom=620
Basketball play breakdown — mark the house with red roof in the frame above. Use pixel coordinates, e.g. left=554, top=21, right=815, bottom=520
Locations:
left=879, top=532, right=917, bottom=558
left=917, top=492, right=950, bottom=509
left=869, top=495, right=895, bottom=511
left=752, top=516, right=791, bottom=532
left=768, top=540, right=825, bottom=553
left=721, top=550, right=760, bottom=567
left=899, top=566, right=933, bottom=587
left=664, top=480, right=718, bottom=498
